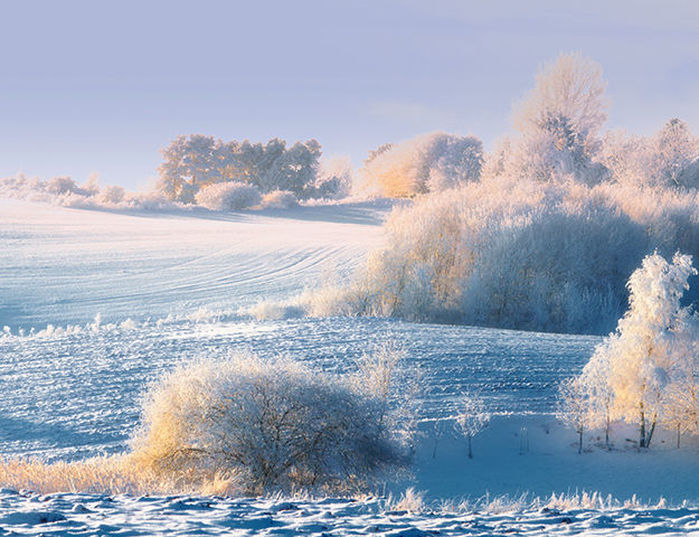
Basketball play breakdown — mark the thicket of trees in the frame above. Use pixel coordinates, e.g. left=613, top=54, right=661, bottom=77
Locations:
left=299, top=53, right=699, bottom=335
left=558, top=253, right=699, bottom=450
left=310, top=178, right=699, bottom=334
left=602, top=119, right=699, bottom=189
left=156, top=135, right=329, bottom=203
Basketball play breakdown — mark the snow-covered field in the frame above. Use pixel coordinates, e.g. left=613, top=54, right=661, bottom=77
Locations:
left=0, top=200, right=388, bottom=329
left=1, top=199, right=698, bottom=535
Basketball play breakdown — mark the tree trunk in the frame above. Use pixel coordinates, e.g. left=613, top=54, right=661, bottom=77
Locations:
left=677, top=423, right=681, bottom=449
left=646, top=417, right=657, bottom=448
left=578, top=427, right=583, bottom=454
left=467, top=434, right=473, bottom=459
left=639, top=406, right=646, bottom=448
left=605, top=407, right=610, bottom=450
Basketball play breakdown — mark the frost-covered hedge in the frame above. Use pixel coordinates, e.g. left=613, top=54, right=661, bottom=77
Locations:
left=0, top=174, right=178, bottom=210
left=194, top=181, right=262, bottom=211
left=261, top=189, right=298, bottom=209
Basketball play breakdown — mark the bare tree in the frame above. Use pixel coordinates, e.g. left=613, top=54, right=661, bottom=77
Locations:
left=557, top=376, right=590, bottom=454
left=454, top=393, right=491, bottom=459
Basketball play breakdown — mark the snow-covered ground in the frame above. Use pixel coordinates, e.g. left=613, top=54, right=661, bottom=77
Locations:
left=1, top=199, right=698, bottom=535
left=1, top=490, right=697, bottom=536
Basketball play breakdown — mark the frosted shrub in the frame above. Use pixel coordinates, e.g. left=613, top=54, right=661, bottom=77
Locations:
left=194, top=181, right=262, bottom=211
left=130, top=352, right=411, bottom=494
left=358, top=131, right=483, bottom=198
left=334, top=178, right=669, bottom=333
left=45, top=176, right=81, bottom=195
left=98, top=185, right=126, bottom=204
left=261, top=189, right=298, bottom=209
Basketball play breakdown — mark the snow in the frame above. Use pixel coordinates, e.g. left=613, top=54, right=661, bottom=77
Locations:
left=0, top=490, right=696, bottom=536
left=1, top=199, right=698, bottom=535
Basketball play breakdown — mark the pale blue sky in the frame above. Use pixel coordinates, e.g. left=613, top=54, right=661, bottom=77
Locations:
left=1, top=0, right=697, bottom=189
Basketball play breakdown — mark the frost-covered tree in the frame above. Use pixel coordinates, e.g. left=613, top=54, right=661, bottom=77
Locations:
left=358, top=132, right=483, bottom=198
left=430, top=419, right=449, bottom=459
left=599, top=130, right=648, bottom=187
left=578, top=344, right=614, bottom=449
left=663, top=375, right=699, bottom=448
left=602, top=252, right=698, bottom=448
left=507, top=53, right=609, bottom=184
left=601, top=119, right=699, bottom=190
left=45, top=176, right=82, bottom=195
left=98, top=185, right=126, bottom=204
left=315, top=155, right=353, bottom=199
left=453, top=393, right=490, bottom=459
left=81, top=173, right=101, bottom=197
left=257, top=139, right=322, bottom=198
left=157, top=135, right=224, bottom=202
left=649, top=119, right=699, bottom=189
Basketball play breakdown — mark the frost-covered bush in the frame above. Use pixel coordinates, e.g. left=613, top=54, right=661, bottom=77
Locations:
left=317, top=177, right=699, bottom=334
left=261, top=189, right=298, bottom=209
left=129, top=352, right=411, bottom=494
left=0, top=174, right=185, bottom=212
left=194, top=181, right=262, bottom=211
left=98, top=185, right=126, bottom=204
left=358, top=132, right=483, bottom=198
left=45, top=176, right=82, bottom=195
